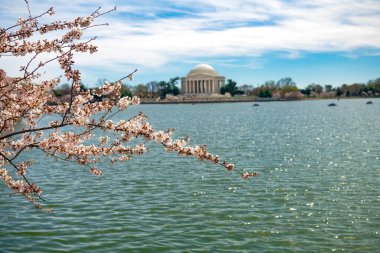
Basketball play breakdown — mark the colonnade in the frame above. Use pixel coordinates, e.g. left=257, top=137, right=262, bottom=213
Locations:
left=184, top=79, right=220, bottom=94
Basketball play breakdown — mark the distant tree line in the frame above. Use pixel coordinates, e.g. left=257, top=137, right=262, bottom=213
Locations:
left=247, top=77, right=300, bottom=99
left=246, top=77, right=380, bottom=99
left=53, top=76, right=183, bottom=101
left=299, top=78, right=380, bottom=98
left=133, top=77, right=180, bottom=99
left=52, top=76, right=380, bottom=101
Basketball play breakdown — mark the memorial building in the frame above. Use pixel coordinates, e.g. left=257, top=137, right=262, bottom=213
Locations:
left=181, top=64, right=225, bottom=96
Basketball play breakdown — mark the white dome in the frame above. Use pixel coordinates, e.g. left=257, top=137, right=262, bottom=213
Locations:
left=187, top=64, right=220, bottom=77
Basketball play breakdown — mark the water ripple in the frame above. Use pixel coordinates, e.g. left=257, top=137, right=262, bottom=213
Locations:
left=1, top=99, right=379, bottom=252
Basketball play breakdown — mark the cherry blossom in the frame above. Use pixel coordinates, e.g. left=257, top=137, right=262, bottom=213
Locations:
left=0, top=3, right=256, bottom=210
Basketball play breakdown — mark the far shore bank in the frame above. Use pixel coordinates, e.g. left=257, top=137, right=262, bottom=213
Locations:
left=140, top=96, right=379, bottom=104
left=141, top=97, right=258, bottom=104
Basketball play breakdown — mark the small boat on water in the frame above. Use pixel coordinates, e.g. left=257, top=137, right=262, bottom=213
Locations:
left=366, top=101, right=373, bottom=104
left=252, top=103, right=260, bottom=107
left=328, top=103, right=337, bottom=107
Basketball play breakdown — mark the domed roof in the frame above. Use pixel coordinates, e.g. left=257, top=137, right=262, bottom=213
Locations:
left=187, top=64, right=220, bottom=77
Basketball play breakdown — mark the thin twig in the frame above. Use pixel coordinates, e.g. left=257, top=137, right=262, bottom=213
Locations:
left=23, top=52, right=39, bottom=78
left=10, top=143, right=38, bottom=161
left=82, top=23, right=109, bottom=30
left=24, top=0, right=32, bottom=19
left=96, top=6, right=116, bottom=18
left=115, top=69, right=138, bottom=83
left=91, top=6, right=101, bottom=16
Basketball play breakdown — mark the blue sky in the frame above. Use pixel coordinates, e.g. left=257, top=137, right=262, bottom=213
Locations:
left=1, top=0, right=380, bottom=88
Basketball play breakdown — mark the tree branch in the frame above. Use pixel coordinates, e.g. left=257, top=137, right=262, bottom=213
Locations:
left=0, top=151, right=45, bottom=201
left=0, top=123, right=70, bottom=141
left=115, top=69, right=138, bottom=83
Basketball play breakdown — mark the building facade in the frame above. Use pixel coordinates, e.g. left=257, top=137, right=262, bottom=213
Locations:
left=181, top=64, right=225, bottom=95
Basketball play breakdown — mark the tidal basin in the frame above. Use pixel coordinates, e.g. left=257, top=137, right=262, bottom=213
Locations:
left=1, top=99, right=379, bottom=252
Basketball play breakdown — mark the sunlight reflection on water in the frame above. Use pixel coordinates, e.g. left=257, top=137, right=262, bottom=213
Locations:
left=1, top=99, right=379, bottom=252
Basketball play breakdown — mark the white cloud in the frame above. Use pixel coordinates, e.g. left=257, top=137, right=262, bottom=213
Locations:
left=93, top=0, right=380, bottom=62
left=1, top=0, right=380, bottom=83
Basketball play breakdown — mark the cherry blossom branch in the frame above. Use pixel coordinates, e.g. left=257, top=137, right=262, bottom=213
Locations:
left=0, top=2, right=245, bottom=211
left=16, top=37, right=97, bottom=83
left=9, top=143, right=38, bottom=162
left=0, top=123, right=70, bottom=141
left=0, top=151, right=44, bottom=200
left=0, top=7, right=52, bottom=35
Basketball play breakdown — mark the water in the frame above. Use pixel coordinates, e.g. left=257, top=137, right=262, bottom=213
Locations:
left=1, top=99, right=379, bottom=252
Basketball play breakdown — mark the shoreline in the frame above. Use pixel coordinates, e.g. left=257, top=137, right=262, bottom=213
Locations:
left=141, top=97, right=260, bottom=104
left=140, top=96, right=379, bottom=104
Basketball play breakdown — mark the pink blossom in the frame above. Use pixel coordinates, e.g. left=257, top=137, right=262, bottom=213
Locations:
left=90, top=167, right=102, bottom=176
left=0, top=4, right=240, bottom=210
